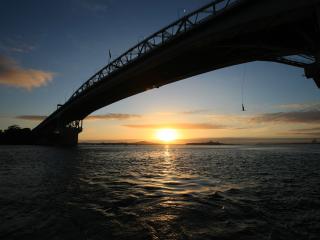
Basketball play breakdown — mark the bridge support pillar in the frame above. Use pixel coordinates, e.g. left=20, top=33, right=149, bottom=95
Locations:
left=35, top=129, right=81, bottom=146
left=57, top=120, right=82, bottom=146
left=305, top=49, right=320, bottom=88
left=306, top=7, right=320, bottom=88
left=35, top=120, right=83, bottom=146
left=305, top=62, right=320, bottom=88
left=57, top=127, right=81, bottom=146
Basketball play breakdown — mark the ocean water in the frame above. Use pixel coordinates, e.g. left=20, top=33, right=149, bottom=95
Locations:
left=0, top=144, right=319, bottom=240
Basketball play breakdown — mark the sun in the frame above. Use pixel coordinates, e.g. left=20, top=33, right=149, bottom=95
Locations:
left=156, top=128, right=178, bottom=143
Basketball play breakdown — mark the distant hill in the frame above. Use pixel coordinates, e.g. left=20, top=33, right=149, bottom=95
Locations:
left=186, top=140, right=227, bottom=146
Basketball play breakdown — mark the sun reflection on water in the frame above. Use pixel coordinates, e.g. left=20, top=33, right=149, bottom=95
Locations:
left=164, top=145, right=170, bottom=157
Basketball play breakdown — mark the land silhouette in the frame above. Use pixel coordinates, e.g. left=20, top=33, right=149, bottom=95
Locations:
left=0, top=125, right=32, bottom=145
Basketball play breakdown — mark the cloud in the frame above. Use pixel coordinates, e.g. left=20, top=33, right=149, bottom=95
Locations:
left=180, top=109, right=208, bottom=115
left=123, top=123, right=226, bottom=129
left=0, top=39, right=35, bottom=53
left=86, top=113, right=140, bottom=120
left=0, top=55, right=54, bottom=90
left=294, top=132, right=320, bottom=136
left=79, top=0, right=112, bottom=12
left=7, top=46, right=35, bottom=53
left=293, top=127, right=320, bottom=132
left=284, top=127, right=320, bottom=136
left=251, top=110, right=320, bottom=124
left=276, top=103, right=320, bottom=111
left=16, top=115, right=46, bottom=121
left=16, top=113, right=140, bottom=121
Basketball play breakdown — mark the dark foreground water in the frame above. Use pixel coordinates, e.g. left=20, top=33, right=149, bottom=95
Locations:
left=0, top=144, right=320, bottom=240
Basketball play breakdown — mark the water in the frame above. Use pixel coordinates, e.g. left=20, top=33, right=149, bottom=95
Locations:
left=0, top=144, right=319, bottom=240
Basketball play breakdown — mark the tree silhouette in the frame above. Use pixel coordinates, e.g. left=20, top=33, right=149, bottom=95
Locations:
left=0, top=125, right=32, bottom=145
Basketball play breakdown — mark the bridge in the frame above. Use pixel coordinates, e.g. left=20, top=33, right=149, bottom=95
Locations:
left=32, top=0, right=320, bottom=145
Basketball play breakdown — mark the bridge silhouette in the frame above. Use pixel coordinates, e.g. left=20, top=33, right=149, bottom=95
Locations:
left=32, top=0, right=320, bottom=145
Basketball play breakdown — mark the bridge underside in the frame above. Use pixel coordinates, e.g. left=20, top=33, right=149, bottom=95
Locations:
left=33, top=0, right=320, bottom=145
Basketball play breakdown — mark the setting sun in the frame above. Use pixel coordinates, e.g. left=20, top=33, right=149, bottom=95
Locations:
left=155, top=128, right=178, bottom=143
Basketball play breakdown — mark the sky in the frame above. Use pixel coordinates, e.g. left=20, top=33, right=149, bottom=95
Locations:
left=0, top=0, right=319, bottom=143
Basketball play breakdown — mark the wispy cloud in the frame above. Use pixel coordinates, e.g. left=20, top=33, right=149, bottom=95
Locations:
left=123, top=123, right=227, bottom=129
left=180, top=109, right=208, bottom=115
left=0, top=39, right=35, bottom=53
left=79, top=0, right=113, bottom=12
left=16, top=113, right=140, bottom=121
left=16, top=115, right=46, bottom=121
left=0, top=55, right=54, bottom=90
left=292, top=127, right=320, bottom=132
left=283, top=127, right=320, bottom=136
left=86, top=113, right=140, bottom=120
left=251, top=110, right=320, bottom=124
left=276, top=103, right=320, bottom=111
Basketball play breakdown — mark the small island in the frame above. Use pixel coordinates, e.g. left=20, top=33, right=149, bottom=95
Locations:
left=185, top=140, right=227, bottom=146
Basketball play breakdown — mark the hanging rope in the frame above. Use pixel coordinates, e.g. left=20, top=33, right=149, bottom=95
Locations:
left=108, top=49, right=112, bottom=64
left=241, top=64, right=247, bottom=111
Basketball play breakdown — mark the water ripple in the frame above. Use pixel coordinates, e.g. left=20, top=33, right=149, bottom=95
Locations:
left=0, top=144, right=319, bottom=239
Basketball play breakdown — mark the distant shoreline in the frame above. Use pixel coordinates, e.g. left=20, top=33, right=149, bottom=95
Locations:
left=80, top=140, right=230, bottom=146
left=185, top=141, right=229, bottom=146
left=79, top=141, right=319, bottom=146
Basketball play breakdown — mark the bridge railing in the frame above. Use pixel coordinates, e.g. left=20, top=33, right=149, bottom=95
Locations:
left=68, top=0, right=240, bottom=102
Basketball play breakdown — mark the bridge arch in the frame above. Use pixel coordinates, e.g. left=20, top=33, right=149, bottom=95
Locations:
left=33, top=0, right=320, bottom=145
